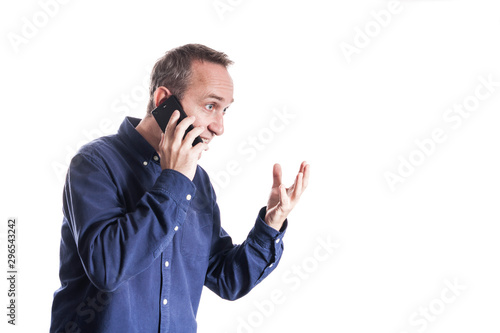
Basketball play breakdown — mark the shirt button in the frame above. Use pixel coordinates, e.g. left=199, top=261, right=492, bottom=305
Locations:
left=269, top=263, right=274, bottom=268
left=153, top=155, right=159, bottom=161
left=186, top=194, right=192, bottom=201
left=165, top=261, right=170, bottom=267
left=163, top=299, right=168, bottom=305
left=275, top=239, right=281, bottom=244
left=143, top=161, right=148, bottom=166
left=174, top=226, right=179, bottom=231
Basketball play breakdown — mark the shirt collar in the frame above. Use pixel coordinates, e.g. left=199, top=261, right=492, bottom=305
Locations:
left=117, top=117, right=158, bottom=164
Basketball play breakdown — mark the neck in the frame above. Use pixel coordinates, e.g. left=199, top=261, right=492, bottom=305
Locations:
left=136, top=115, right=162, bottom=154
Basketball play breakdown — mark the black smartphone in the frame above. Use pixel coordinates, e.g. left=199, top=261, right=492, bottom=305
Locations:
left=151, top=95, right=203, bottom=146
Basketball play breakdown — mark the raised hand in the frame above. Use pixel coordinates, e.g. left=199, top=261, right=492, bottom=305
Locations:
left=265, top=161, right=310, bottom=231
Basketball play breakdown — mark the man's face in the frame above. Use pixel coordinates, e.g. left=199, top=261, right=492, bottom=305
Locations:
left=180, top=60, right=234, bottom=145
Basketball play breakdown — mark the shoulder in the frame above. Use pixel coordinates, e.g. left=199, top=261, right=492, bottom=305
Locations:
left=195, top=165, right=209, bottom=180
left=76, top=135, right=121, bottom=163
left=69, top=135, right=123, bottom=176
left=194, top=165, right=217, bottom=201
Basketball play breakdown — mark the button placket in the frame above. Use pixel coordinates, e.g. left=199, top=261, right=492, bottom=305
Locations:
left=159, top=252, right=171, bottom=330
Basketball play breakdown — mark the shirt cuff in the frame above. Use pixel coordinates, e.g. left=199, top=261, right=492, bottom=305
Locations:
left=248, top=206, right=288, bottom=250
left=151, top=169, right=197, bottom=210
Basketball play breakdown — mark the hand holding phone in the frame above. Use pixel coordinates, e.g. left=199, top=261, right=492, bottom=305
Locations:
left=151, top=95, right=203, bottom=146
left=152, top=96, right=207, bottom=180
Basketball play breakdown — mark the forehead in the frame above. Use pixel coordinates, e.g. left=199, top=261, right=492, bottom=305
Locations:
left=188, top=60, right=234, bottom=101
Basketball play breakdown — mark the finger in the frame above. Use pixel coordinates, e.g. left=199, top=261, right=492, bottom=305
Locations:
left=291, top=171, right=304, bottom=201
left=302, top=163, right=310, bottom=189
left=286, top=163, right=303, bottom=194
left=298, top=161, right=306, bottom=174
left=159, top=132, right=165, bottom=148
left=279, top=184, right=290, bottom=210
left=183, top=126, right=205, bottom=147
left=272, top=163, right=282, bottom=188
left=165, top=110, right=181, bottom=139
left=191, top=140, right=209, bottom=156
left=173, top=115, right=196, bottom=143
left=158, top=133, right=169, bottom=162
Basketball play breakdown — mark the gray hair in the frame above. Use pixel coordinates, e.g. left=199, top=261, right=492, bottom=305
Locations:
left=146, top=44, right=233, bottom=114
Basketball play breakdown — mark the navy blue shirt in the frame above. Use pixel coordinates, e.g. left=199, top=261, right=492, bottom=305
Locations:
left=50, top=117, right=286, bottom=332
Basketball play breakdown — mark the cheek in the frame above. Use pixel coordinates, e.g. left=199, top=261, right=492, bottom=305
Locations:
left=183, top=103, right=206, bottom=125
left=191, top=111, right=211, bottom=128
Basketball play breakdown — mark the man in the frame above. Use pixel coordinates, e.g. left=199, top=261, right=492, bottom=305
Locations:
left=50, top=44, right=310, bottom=332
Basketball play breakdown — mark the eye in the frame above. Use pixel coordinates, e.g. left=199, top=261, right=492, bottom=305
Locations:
left=223, top=107, right=229, bottom=115
left=205, top=104, right=214, bottom=111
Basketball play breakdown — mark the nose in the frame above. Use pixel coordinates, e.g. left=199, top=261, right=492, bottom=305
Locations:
left=207, top=111, right=224, bottom=136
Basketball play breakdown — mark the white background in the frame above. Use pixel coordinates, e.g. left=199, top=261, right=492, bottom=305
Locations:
left=1, top=0, right=500, bottom=332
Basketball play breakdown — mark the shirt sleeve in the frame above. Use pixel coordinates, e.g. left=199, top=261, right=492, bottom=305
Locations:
left=64, top=153, right=196, bottom=292
left=204, top=201, right=287, bottom=300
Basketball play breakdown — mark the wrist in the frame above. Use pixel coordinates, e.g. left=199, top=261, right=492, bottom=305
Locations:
left=257, top=206, right=288, bottom=234
left=264, top=211, right=285, bottom=232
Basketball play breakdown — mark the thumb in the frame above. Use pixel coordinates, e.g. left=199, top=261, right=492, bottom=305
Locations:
left=278, top=184, right=289, bottom=211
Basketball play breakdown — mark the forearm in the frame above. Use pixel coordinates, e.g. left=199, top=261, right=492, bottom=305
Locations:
left=205, top=207, right=287, bottom=300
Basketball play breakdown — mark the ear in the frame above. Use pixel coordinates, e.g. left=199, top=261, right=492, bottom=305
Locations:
left=153, top=86, right=173, bottom=108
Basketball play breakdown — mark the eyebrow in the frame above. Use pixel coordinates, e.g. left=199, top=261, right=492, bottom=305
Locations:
left=206, top=94, right=234, bottom=104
